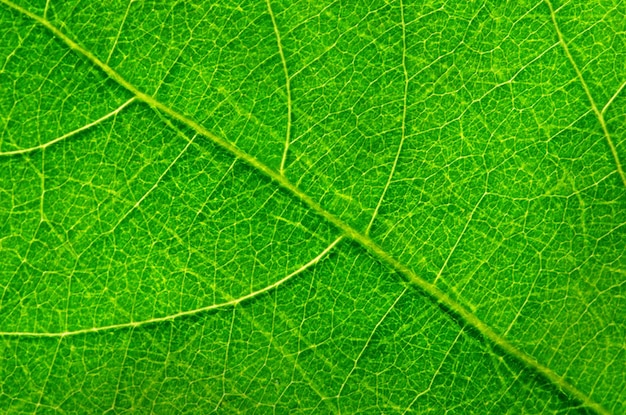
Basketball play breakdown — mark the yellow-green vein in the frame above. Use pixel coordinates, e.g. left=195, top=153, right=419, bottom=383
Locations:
left=546, top=0, right=626, bottom=188
left=0, top=1, right=610, bottom=414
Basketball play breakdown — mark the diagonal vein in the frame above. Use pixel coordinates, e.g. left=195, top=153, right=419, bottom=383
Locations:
left=545, top=0, right=626, bottom=188
left=337, top=2, right=412, bottom=401
left=0, top=1, right=610, bottom=413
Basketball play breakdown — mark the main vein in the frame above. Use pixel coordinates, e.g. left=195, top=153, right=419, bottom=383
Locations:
left=0, top=1, right=609, bottom=413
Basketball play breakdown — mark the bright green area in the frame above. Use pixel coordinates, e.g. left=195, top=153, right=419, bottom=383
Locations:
left=0, top=0, right=625, bottom=413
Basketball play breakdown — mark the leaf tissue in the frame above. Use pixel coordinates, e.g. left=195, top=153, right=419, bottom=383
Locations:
left=0, top=0, right=625, bottom=413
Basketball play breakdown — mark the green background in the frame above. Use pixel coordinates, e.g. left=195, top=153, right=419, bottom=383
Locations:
left=0, top=0, right=624, bottom=413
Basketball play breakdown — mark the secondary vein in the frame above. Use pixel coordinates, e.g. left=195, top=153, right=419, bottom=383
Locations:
left=366, top=0, right=409, bottom=235
left=0, top=98, right=135, bottom=156
left=0, top=237, right=343, bottom=338
left=546, top=0, right=626, bottom=188
left=266, top=0, right=293, bottom=175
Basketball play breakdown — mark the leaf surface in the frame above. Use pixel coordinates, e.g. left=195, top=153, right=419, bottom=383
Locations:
left=0, top=0, right=625, bottom=413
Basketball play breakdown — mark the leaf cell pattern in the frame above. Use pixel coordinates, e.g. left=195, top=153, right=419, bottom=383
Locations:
left=0, top=0, right=625, bottom=413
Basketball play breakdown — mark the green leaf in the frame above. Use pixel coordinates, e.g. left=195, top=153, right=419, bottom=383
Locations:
left=1, top=0, right=624, bottom=413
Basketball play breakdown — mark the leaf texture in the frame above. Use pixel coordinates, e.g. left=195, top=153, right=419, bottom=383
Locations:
left=0, top=0, right=625, bottom=413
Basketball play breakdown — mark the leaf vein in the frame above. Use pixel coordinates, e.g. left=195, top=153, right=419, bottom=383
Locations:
left=266, top=0, right=293, bottom=175
left=0, top=237, right=342, bottom=338
left=0, top=97, right=135, bottom=156
left=366, top=0, right=409, bottom=235
left=0, top=2, right=610, bottom=413
left=546, top=0, right=626, bottom=188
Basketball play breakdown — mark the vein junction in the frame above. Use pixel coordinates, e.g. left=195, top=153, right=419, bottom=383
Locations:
left=0, top=1, right=612, bottom=414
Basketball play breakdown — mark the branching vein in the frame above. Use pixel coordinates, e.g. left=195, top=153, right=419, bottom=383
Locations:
left=602, top=79, right=626, bottom=115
